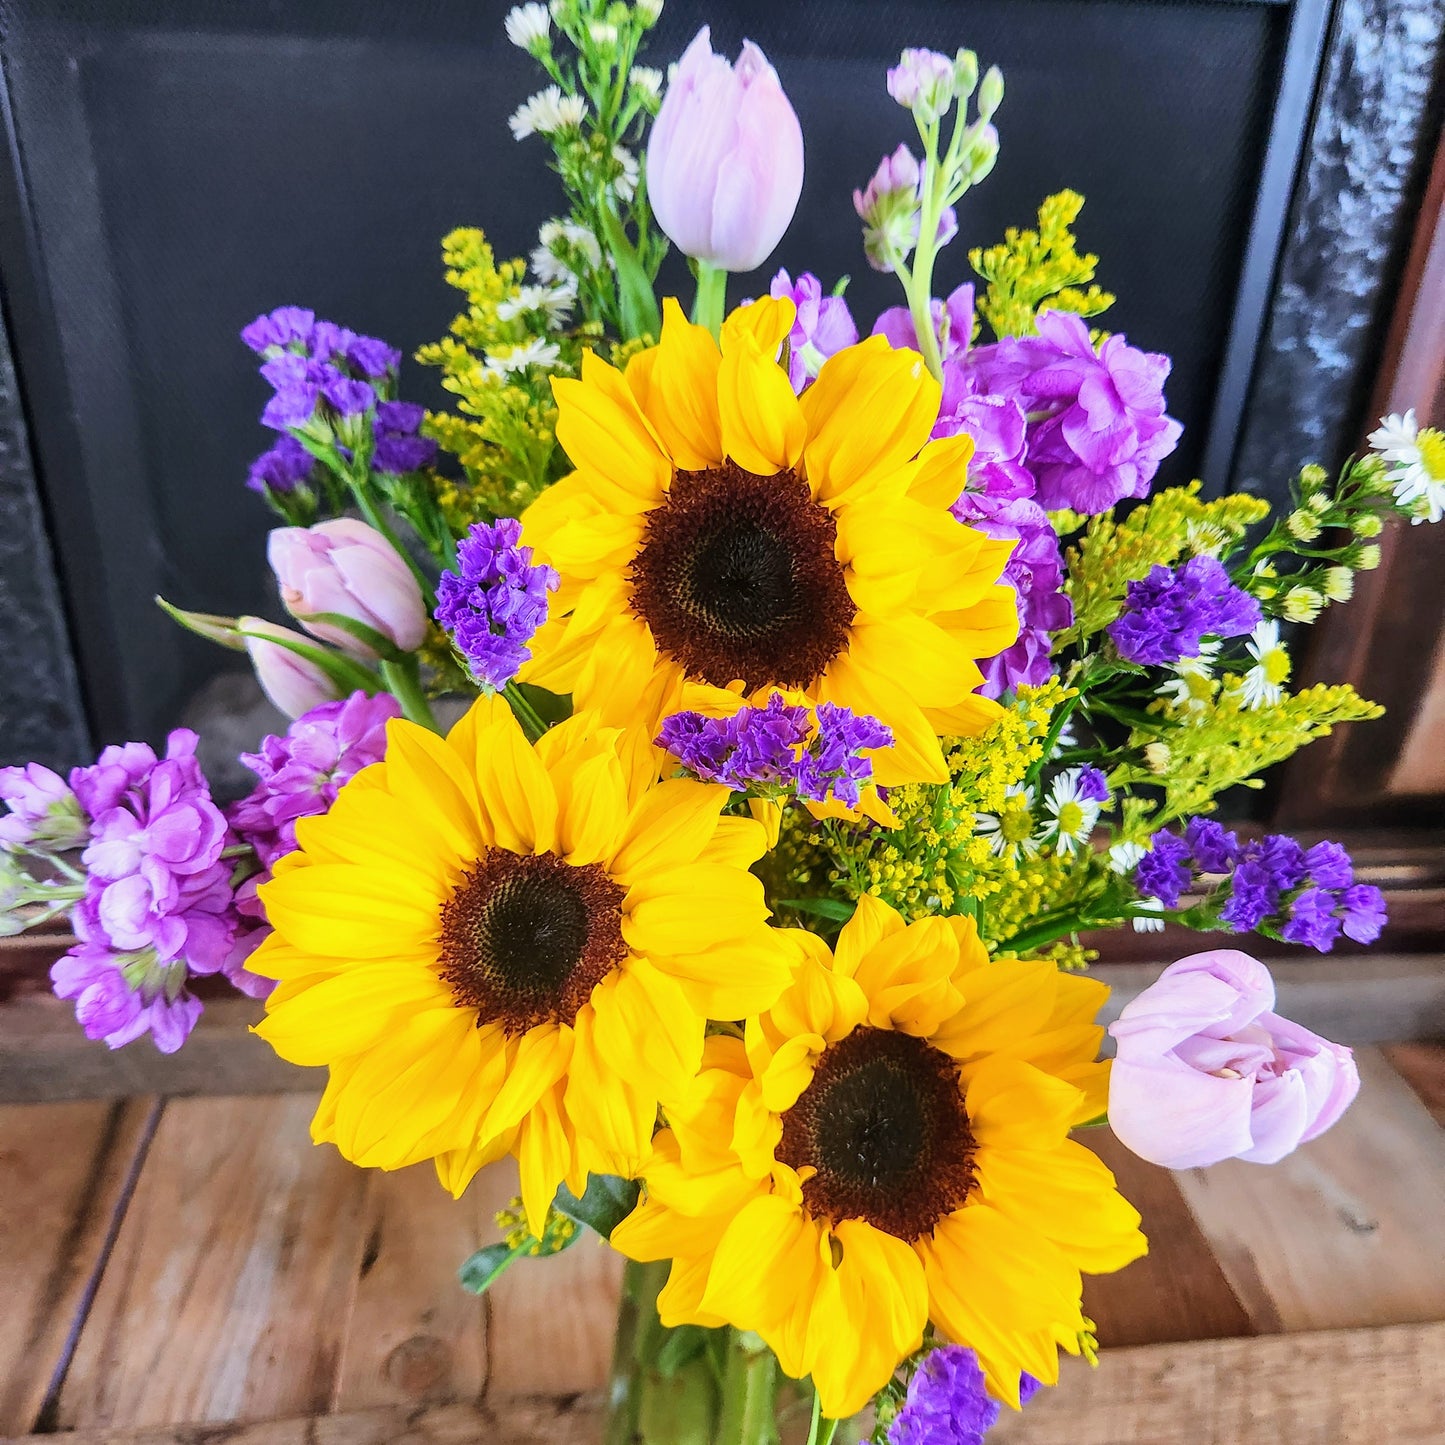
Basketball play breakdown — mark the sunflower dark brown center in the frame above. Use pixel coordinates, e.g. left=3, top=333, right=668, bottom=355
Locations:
left=437, top=849, right=626, bottom=1035
left=777, top=1027, right=977, bottom=1241
left=628, top=461, right=855, bottom=690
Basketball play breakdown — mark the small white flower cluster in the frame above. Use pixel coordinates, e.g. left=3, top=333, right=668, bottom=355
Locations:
left=504, top=3, right=550, bottom=52
left=531, top=219, right=603, bottom=285
left=509, top=86, right=587, bottom=141
left=974, top=767, right=1106, bottom=863
left=483, top=337, right=564, bottom=378
left=497, top=282, right=577, bottom=325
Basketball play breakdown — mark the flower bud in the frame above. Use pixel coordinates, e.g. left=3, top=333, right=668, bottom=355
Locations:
left=977, top=64, right=1005, bottom=121
left=1281, top=586, right=1324, bottom=623
left=953, top=48, right=978, bottom=98
left=240, top=618, right=343, bottom=720
left=887, top=48, right=957, bottom=125
left=268, top=519, right=428, bottom=660
left=1285, top=509, right=1321, bottom=543
left=504, top=3, right=550, bottom=51
left=1355, top=542, right=1382, bottom=570
left=1323, top=566, right=1354, bottom=603
left=1144, top=742, right=1171, bottom=774
left=646, top=28, right=804, bottom=273
left=1352, top=512, right=1384, bottom=538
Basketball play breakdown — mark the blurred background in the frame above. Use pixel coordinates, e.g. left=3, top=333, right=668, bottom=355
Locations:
left=0, top=0, right=1442, bottom=832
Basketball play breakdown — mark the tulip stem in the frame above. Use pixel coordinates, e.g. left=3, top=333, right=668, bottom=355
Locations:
left=692, top=262, right=729, bottom=341
left=380, top=658, right=440, bottom=733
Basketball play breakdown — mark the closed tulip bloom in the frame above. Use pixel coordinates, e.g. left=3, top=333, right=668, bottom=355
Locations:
left=267, top=519, right=427, bottom=659
left=1108, top=949, right=1359, bottom=1169
left=647, top=26, right=803, bottom=273
left=240, top=618, right=343, bottom=720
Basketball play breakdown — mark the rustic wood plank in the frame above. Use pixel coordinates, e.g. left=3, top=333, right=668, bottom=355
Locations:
left=0, top=1395, right=605, bottom=1445
left=1172, top=1047, right=1445, bottom=1333
left=332, top=1164, right=489, bottom=1412
left=8, top=1323, right=1443, bottom=1445
left=1383, top=1040, right=1445, bottom=1126
left=0, top=1098, right=155, bottom=1435
left=990, top=1321, right=1445, bottom=1444
left=0, top=995, right=316, bottom=1104
left=1079, top=1130, right=1255, bottom=1346
left=473, top=1159, right=625, bottom=1399
left=55, top=1094, right=371, bottom=1431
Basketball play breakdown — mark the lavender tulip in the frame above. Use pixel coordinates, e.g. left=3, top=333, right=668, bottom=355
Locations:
left=267, top=518, right=427, bottom=659
left=1108, top=949, right=1359, bottom=1169
left=239, top=618, right=343, bottom=720
left=646, top=27, right=803, bottom=273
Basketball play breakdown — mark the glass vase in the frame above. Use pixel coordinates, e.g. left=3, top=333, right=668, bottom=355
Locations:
left=604, top=1259, right=783, bottom=1445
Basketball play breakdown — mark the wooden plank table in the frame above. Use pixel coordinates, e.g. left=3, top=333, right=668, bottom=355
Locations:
left=1, top=1034, right=1442, bottom=1443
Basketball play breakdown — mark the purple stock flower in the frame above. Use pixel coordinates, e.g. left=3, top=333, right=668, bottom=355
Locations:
left=1282, top=886, right=1343, bottom=951
left=658, top=696, right=892, bottom=807
left=1134, top=830, right=1192, bottom=909
left=229, top=692, right=401, bottom=868
left=932, top=364, right=1072, bottom=696
left=1185, top=816, right=1239, bottom=874
left=853, top=146, right=957, bottom=274
left=874, top=283, right=975, bottom=363
left=51, top=947, right=203, bottom=1054
left=0, top=763, right=87, bottom=851
left=888, top=1344, right=1039, bottom=1445
left=435, top=519, right=559, bottom=690
left=373, top=399, right=439, bottom=474
left=886, top=48, right=957, bottom=118
left=1341, top=884, right=1387, bottom=944
left=246, top=435, right=315, bottom=496
left=1108, top=556, right=1261, bottom=667
left=968, top=310, right=1182, bottom=513
left=768, top=270, right=858, bottom=392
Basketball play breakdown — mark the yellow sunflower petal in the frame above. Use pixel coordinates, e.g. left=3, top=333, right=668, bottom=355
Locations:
left=641, top=297, right=724, bottom=469
left=847, top=615, right=989, bottom=711
left=816, top=650, right=948, bottom=785
left=717, top=318, right=805, bottom=477
left=768, top=930, right=869, bottom=1043
left=800, top=337, right=941, bottom=504
left=466, top=701, right=560, bottom=855
left=847, top=915, right=966, bottom=1037
left=699, top=1193, right=820, bottom=1352
left=645, top=936, right=792, bottom=1021
left=563, top=997, right=657, bottom=1174
left=908, top=433, right=976, bottom=511
left=482, top=1023, right=575, bottom=1136
left=376, top=718, right=487, bottom=862
left=517, top=1083, right=578, bottom=1236
left=624, top=863, right=771, bottom=955
left=535, top=714, right=630, bottom=866
left=609, top=777, right=731, bottom=884
left=258, top=862, right=438, bottom=959
left=832, top=892, right=907, bottom=979
left=965, top=1056, right=1087, bottom=1151
left=932, top=955, right=1060, bottom=1060
left=721, top=295, right=796, bottom=355
left=593, top=956, right=706, bottom=1105
left=552, top=350, right=670, bottom=503
left=612, top=1193, right=729, bottom=1263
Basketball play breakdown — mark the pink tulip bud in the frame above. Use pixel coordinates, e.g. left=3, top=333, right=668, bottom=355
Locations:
left=267, top=519, right=427, bottom=659
left=240, top=618, right=343, bottom=720
left=1108, top=949, right=1359, bottom=1169
left=646, top=27, right=804, bottom=273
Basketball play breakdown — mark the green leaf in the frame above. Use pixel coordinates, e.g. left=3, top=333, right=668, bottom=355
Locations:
left=553, top=1172, right=640, bottom=1240
left=778, top=897, right=857, bottom=925
left=458, top=1241, right=526, bottom=1295
left=299, top=611, right=404, bottom=662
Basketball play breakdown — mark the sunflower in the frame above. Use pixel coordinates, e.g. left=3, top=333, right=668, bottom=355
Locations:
left=251, top=695, right=791, bottom=1231
left=518, top=297, right=1020, bottom=789
left=610, top=895, right=1146, bottom=1418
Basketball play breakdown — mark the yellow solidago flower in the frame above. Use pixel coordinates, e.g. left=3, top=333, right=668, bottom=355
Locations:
left=519, top=297, right=1019, bottom=788
left=251, top=696, right=790, bottom=1232
left=610, top=897, right=1146, bottom=1417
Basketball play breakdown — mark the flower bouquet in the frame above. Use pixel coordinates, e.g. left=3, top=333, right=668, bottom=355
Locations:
left=4, top=3, right=1444, bottom=1441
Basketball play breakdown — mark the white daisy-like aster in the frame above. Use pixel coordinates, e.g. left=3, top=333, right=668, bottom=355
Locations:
left=612, top=144, right=640, bottom=202
left=1156, top=640, right=1221, bottom=713
left=1108, top=840, right=1147, bottom=874
left=484, top=337, right=562, bottom=376
left=497, top=283, right=576, bottom=324
left=508, top=87, right=585, bottom=141
left=1369, top=410, right=1445, bottom=524
left=630, top=65, right=664, bottom=102
left=1237, top=620, right=1291, bottom=710
left=1035, top=767, right=1106, bottom=857
left=1130, top=898, right=1166, bottom=933
left=504, top=3, right=550, bottom=50
left=973, top=783, right=1038, bottom=861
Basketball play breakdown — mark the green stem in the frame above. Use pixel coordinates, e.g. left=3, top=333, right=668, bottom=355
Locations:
left=503, top=682, right=550, bottom=742
left=692, top=262, right=728, bottom=341
left=350, top=481, right=438, bottom=613
left=715, top=1332, right=779, bottom=1445
left=605, top=1259, right=671, bottom=1445
left=379, top=657, right=440, bottom=733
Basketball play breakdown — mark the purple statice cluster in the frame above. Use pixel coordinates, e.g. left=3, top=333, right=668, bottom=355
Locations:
left=1132, top=819, right=1387, bottom=952
left=241, top=306, right=436, bottom=500
left=225, top=691, right=401, bottom=970
left=768, top=270, right=858, bottom=392
left=435, top=519, right=559, bottom=691
left=961, top=309, right=1182, bottom=515
left=888, top=1345, right=1040, bottom=1445
left=657, top=695, right=892, bottom=808
left=1107, top=556, right=1261, bottom=667
left=49, top=732, right=251, bottom=1053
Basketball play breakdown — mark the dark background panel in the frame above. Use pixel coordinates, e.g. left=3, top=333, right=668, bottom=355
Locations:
left=0, top=0, right=1428, bottom=765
